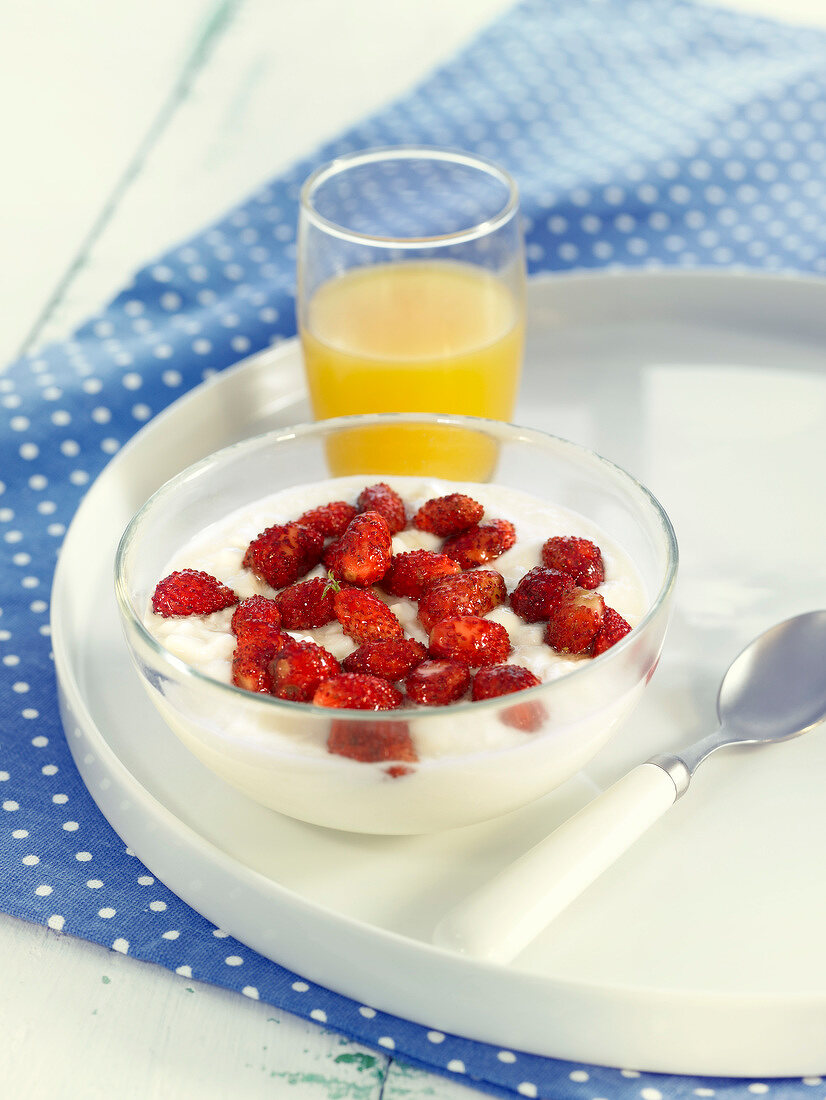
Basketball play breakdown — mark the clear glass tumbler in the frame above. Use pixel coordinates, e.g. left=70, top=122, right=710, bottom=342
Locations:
left=297, top=146, right=525, bottom=478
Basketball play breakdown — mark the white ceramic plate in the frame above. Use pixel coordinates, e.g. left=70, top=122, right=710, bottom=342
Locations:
left=52, top=271, right=826, bottom=1077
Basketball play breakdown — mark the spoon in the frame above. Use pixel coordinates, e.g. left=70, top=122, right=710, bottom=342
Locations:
left=433, top=610, right=826, bottom=965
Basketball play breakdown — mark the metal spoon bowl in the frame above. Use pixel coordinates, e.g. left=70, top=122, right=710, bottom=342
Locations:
left=651, top=609, right=826, bottom=792
left=434, top=610, right=826, bottom=964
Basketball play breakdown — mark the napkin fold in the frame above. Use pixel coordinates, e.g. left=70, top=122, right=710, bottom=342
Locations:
left=2, top=1, right=825, bottom=1097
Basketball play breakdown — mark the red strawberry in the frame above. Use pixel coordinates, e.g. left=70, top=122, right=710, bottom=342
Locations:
left=544, top=588, right=606, bottom=655
left=412, top=493, right=484, bottom=537
left=472, top=664, right=545, bottom=733
left=269, top=641, right=341, bottom=702
left=323, top=537, right=343, bottom=572
left=380, top=549, right=461, bottom=599
left=442, top=519, right=516, bottom=569
left=152, top=570, right=237, bottom=618
left=273, top=576, right=336, bottom=630
left=327, top=719, right=417, bottom=763
left=472, top=663, right=541, bottom=700
left=231, top=647, right=276, bottom=693
left=429, top=615, right=512, bottom=668
left=405, top=659, right=470, bottom=706
left=541, top=535, right=605, bottom=590
left=233, top=617, right=289, bottom=654
left=242, top=522, right=324, bottom=589
left=298, top=501, right=357, bottom=538
left=313, top=673, right=403, bottom=710
left=230, top=595, right=282, bottom=634
left=592, top=606, right=632, bottom=655
left=334, top=588, right=403, bottom=645
left=417, top=570, right=507, bottom=633
left=510, top=566, right=574, bottom=623
left=343, top=637, right=427, bottom=681
left=331, top=511, right=392, bottom=587
left=231, top=619, right=293, bottom=693
left=357, top=483, right=406, bottom=534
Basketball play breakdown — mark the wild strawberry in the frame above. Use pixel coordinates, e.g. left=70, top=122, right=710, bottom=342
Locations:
left=592, top=606, right=632, bottom=655
left=298, top=501, right=357, bottom=538
left=385, top=764, right=414, bottom=779
left=327, top=719, right=417, bottom=763
left=231, top=622, right=292, bottom=693
left=429, top=615, right=512, bottom=668
left=380, top=549, right=461, bottom=599
left=357, top=483, right=406, bottom=534
left=541, top=535, right=605, bottom=590
left=544, top=587, right=606, bottom=655
left=233, top=617, right=289, bottom=655
left=510, top=566, right=574, bottom=623
left=273, top=576, right=336, bottom=630
left=503, top=700, right=546, bottom=733
left=412, top=493, right=484, bottom=537
left=242, top=522, right=324, bottom=589
left=331, top=512, right=392, bottom=587
left=472, top=663, right=541, bottom=700
left=231, top=647, right=275, bottom=693
left=472, top=664, right=545, bottom=733
left=323, top=537, right=342, bottom=572
left=313, top=673, right=404, bottom=710
left=152, top=570, right=237, bottom=618
left=442, top=519, right=516, bottom=569
left=230, top=595, right=282, bottom=634
left=405, top=659, right=471, bottom=706
left=269, top=640, right=341, bottom=702
left=417, top=570, right=507, bottom=633
left=333, top=588, right=404, bottom=645
left=343, top=637, right=427, bottom=681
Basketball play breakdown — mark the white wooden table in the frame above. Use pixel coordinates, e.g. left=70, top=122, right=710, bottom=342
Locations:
left=1, top=1, right=824, bottom=1095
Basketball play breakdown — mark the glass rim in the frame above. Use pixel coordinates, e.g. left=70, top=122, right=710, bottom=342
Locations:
left=298, top=145, right=520, bottom=248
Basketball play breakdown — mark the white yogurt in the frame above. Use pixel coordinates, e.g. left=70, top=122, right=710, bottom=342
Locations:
left=144, top=476, right=647, bottom=764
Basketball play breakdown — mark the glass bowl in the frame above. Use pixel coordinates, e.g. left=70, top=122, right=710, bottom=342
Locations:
left=114, top=413, right=678, bottom=834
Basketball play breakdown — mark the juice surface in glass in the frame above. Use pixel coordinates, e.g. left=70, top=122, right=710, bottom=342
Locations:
left=300, top=261, right=524, bottom=478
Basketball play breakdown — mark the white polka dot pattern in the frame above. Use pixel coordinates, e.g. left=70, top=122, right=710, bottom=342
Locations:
left=0, top=2, right=824, bottom=1098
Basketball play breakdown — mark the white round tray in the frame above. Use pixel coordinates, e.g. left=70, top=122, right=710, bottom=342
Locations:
left=52, top=271, right=826, bottom=1077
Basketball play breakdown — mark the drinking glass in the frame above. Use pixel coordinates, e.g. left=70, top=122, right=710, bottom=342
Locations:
left=296, top=146, right=525, bottom=478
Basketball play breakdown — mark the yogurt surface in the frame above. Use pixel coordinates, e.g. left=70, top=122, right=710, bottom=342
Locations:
left=144, top=475, right=647, bottom=759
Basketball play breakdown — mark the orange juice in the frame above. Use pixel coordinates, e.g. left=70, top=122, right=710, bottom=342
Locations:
left=300, top=261, right=524, bottom=478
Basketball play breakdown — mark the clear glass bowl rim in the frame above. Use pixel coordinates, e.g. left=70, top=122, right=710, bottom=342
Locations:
left=298, top=144, right=521, bottom=248
left=114, top=411, right=679, bottom=726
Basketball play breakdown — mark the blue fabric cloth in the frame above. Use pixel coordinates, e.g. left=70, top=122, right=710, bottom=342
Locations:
left=2, top=1, right=825, bottom=1096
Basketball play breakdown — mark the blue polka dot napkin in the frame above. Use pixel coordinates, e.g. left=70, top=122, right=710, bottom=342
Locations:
left=2, top=1, right=825, bottom=1097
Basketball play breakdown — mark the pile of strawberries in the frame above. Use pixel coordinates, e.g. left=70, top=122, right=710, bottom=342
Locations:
left=150, top=483, right=632, bottom=768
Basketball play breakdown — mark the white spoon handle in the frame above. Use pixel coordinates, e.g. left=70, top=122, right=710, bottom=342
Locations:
left=433, top=762, right=680, bottom=965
